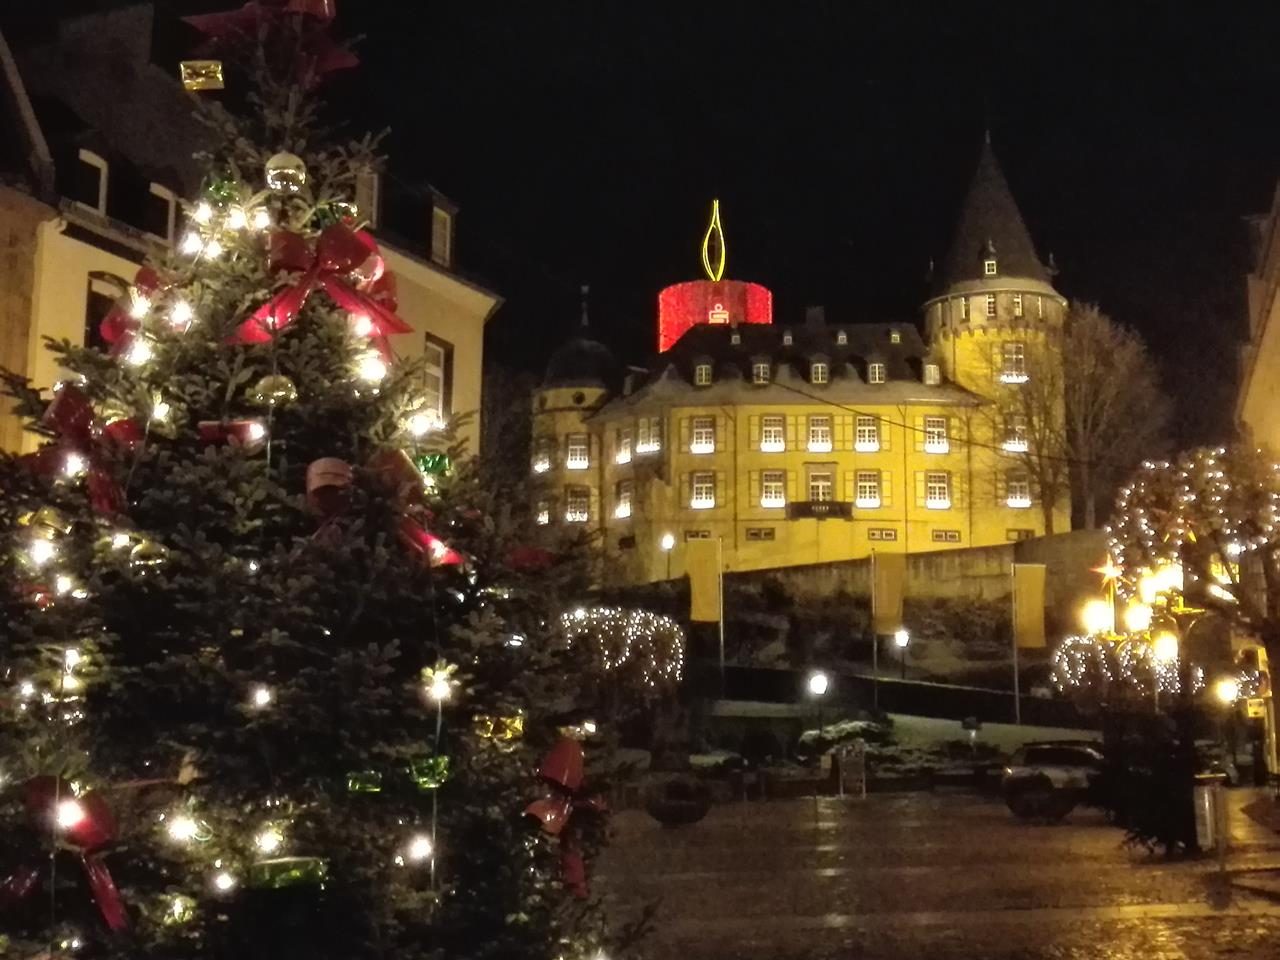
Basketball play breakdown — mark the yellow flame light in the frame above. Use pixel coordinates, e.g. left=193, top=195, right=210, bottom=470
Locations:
left=700, top=199, right=726, bottom=282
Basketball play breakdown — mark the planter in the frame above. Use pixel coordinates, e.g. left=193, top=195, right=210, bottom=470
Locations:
left=644, top=775, right=712, bottom=827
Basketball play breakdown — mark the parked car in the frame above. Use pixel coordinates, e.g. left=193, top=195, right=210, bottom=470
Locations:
left=1002, top=741, right=1106, bottom=821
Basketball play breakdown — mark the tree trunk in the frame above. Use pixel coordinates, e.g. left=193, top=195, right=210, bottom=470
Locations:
left=1081, top=461, right=1096, bottom=529
left=1042, top=496, right=1056, bottom=536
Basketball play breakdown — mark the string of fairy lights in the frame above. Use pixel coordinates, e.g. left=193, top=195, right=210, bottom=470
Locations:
left=560, top=607, right=686, bottom=688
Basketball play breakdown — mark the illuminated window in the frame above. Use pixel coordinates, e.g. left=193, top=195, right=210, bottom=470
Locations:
left=924, top=363, right=941, bottom=386
left=535, top=499, right=550, bottom=525
left=1037, top=296, right=1044, bottom=319
left=615, top=480, right=633, bottom=519
left=564, top=487, right=589, bottom=523
left=761, top=470, right=786, bottom=508
left=810, top=362, right=829, bottom=385
left=422, top=336, right=452, bottom=423
left=760, top=415, right=785, bottom=452
left=615, top=427, right=632, bottom=464
left=694, top=363, right=713, bottom=386
left=856, top=471, right=881, bottom=508
left=808, top=470, right=834, bottom=503
left=691, top=416, right=715, bottom=454
left=924, top=416, right=949, bottom=453
left=1013, top=293, right=1024, bottom=318
left=75, top=149, right=108, bottom=215
left=984, top=258, right=997, bottom=276
left=1003, top=414, right=1029, bottom=452
left=985, top=294, right=996, bottom=317
left=782, top=332, right=793, bottom=346
left=836, top=331, right=848, bottom=345
left=637, top=416, right=662, bottom=453
left=355, top=167, right=380, bottom=227
left=566, top=434, right=589, bottom=469
left=807, top=415, right=832, bottom=453
left=890, top=330, right=902, bottom=344
left=691, top=471, right=716, bottom=509
left=1006, top=472, right=1031, bottom=508
left=751, top=361, right=771, bottom=384
left=85, top=272, right=127, bottom=351
left=959, top=297, right=969, bottom=321
left=868, top=362, right=886, bottom=384
left=431, top=206, right=453, bottom=268
left=532, top=437, right=553, bottom=474
left=855, top=415, right=880, bottom=452
left=730, top=330, right=741, bottom=345
left=925, top=472, right=951, bottom=509
left=1000, top=342, right=1028, bottom=383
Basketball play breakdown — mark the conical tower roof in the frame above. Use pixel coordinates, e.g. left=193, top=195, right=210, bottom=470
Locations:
left=938, top=139, right=1049, bottom=289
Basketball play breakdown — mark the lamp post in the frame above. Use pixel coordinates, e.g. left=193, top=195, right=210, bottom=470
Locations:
left=807, top=670, right=830, bottom=825
left=894, top=629, right=910, bottom=680
left=660, top=532, right=675, bottom=581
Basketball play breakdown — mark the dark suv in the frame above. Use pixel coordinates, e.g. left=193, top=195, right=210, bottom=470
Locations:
left=1001, top=741, right=1106, bottom=821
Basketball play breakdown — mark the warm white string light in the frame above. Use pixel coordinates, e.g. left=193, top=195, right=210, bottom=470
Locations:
left=559, top=607, right=685, bottom=687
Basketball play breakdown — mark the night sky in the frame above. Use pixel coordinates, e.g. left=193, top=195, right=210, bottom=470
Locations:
left=12, top=3, right=1280, bottom=442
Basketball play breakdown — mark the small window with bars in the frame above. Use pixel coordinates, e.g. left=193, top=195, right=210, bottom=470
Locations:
left=985, top=294, right=996, bottom=317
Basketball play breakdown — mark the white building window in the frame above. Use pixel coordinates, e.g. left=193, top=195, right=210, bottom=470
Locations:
left=924, top=416, right=949, bottom=453
left=985, top=294, right=996, bottom=317
left=808, top=470, right=834, bottom=503
left=1000, top=342, right=1028, bottom=383
left=76, top=149, right=108, bottom=216
left=636, top=416, right=662, bottom=454
left=752, top=361, right=771, bottom=384
left=1007, top=472, right=1031, bottom=509
left=532, top=437, right=553, bottom=474
left=782, top=331, right=793, bottom=346
left=1037, top=295, right=1044, bottom=319
left=959, top=297, right=969, bottom=321
left=810, top=361, right=829, bottom=385
left=422, top=337, right=451, bottom=422
left=146, top=183, right=177, bottom=243
left=807, top=415, right=832, bottom=453
left=836, top=331, right=848, bottom=345
left=431, top=206, right=453, bottom=268
left=868, top=362, right=886, bottom=384
left=760, top=415, right=785, bottom=453
left=984, top=258, right=997, bottom=276
left=924, top=363, right=941, bottom=386
left=730, top=330, right=741, bottom=344
left=855, top=415, right=880, bottom=452
left=761, top=470, right=786, bottom=508
left=535, top=499, right=550, bottom=525
left=694, top=363, right=713, bottom=386
left=855, top=470, right=881, bottom=509
left=564, top=487, right=589, bottom=523
left=691, top=472, right=716, bottom=509
left=615, top=427, right=632, bottom=464
left=1013, top=293, right=1023, bottom=318
left=614, top=480, right=633, bottom=519
left=1003, top=414, right=1029, bottom=452
left=890, top=330, right=902, bottom=344
left=690, top=416, right=715, bottom=454
left=925, top=471, right=951, bottom=509
left=566, top=434, right=589, bottom=469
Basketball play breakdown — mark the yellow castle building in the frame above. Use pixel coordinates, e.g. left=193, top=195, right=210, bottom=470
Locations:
left=533, top=142, right=1071, bottom=585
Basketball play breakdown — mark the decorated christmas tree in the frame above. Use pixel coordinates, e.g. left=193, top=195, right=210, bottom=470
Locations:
left=0, top=6, right=624, bottom=958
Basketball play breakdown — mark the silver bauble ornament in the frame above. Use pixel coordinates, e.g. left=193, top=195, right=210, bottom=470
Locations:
left=248, top=373, right=299, bottom=407
left=265, top=152, right=307, bottom=193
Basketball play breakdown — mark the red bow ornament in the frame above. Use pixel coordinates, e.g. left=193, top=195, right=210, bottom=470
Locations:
left=20, top=384, right=137, bottom=515
left=183, top=1, right=357, bottom=83
left=233, top=225, right=410, bottom=344
left=524, top=739, right=605, bottom=898
left=99, top=266, right=163, bottom=347
left=0, top=776, right=129, bottom=933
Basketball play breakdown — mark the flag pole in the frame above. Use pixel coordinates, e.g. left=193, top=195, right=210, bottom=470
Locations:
left=871, top=551, right=879, bottom=710
left=717, top=536, right=726, bottom=696
left=1011, top=563, right=1021, bottom=725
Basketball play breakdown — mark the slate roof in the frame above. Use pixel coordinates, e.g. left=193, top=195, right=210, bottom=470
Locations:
left=544, top=336, right=618, bottom=388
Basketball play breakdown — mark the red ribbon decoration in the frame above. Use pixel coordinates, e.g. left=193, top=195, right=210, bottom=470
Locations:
left=233, top=225, right=409, bottom=344
left=524, top=739, right=605, bottom=898
left=398, top=516, right=465, bottom=569
left=20, top=384, right=134, bottom=516
left=183, top=1, right=356, bottom=84
left=0, top=776, right=129, bottom=932
left=99, top=266, right=162, bottom=347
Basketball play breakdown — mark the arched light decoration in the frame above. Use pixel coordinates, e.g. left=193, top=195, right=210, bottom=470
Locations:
left=559, top=607, right=685, bottom=688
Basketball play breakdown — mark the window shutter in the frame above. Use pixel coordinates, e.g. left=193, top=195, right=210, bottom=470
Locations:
left=952, top=470, right=963, bottom=509
left=715, top=471, right=726, bottom=507
left=837, top=415, right=851, bottom=450
left=914, top=416, right=925, bottom=452
left=914, top=471, right=926, bottom=507
left=749, top=470, right=760, bottom=504
left=843, top=471, right=855, bottom=501
left=787, top=469, right=798, bottom=502
left=882, top=470, right=893, bottom=507
left=679, top=473, right=689, bottom=503
left=786, top=416, right=798, bottom=448
left=679, top=417, right=690, bottom=450
left=748, top=415, right=759, bottom=451
left=947, top=416, right=957, bottom=444
left=880, top=416, right=892, bottom=451
left=992, top=342, right=1003, bottom=381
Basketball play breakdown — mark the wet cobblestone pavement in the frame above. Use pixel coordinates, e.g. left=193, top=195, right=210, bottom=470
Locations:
left=599, top=793, right=1280, bottom=959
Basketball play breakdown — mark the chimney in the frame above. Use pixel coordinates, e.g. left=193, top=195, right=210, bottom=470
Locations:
left=804, top=305, right=826, bottom=329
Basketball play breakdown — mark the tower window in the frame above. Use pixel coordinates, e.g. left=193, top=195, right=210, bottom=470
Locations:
left=690, top=416, right=715, bottom=454
left=566, top=434, right=590, bottom=469
left=868, top=362, right=886, bottom=384
left=694, top=363, right=713, bottom=386
left=1003, top=414, right=1029, bottom=452
left=564, top=487, right=590, bottom=523
left=752, top=361, right=771, bottom=384
left=535, top=499, right=551, bottom=525
left=532, top=437, right=553, bottom=474
left=1013, top=293, right=1024, bottom=318
left=959, top=297, right=970, bottom=321
left=1037, top=296, right=1044, bottom=319
left=810, top=361, right=829, bottom=385
left=782, top=332, right=794, bottom=346
left=984, top=258, right=998, bottom=276
left=761, top=470, right=786, bottom=508
left=760, top=415, right=785, bottom=452
left=924, top=363, right=941, bottom=386
left=1000, top=342, right=1028, bottom=383
left=836, top=331, right=848, bottom=345
left=985, top=294, right=997, bottom=317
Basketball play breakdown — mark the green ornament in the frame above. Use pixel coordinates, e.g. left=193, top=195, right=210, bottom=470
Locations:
left=313, top=199, right=358, bottom=228
left=247, top=856, right=329, bottom=890
left=346, top=770, right=383, bottom=793
left=248, top=373, right=299, bottom=407
left=129, top=540, right=169, bottom=569
left=415, top=453, right=450, bottom=477
left=408, top=755, right=450, bottom=791
left=203, top=175, right=239, bottom=206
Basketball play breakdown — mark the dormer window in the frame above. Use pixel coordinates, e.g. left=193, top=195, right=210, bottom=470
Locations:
left=868, top=362, right=886, bottom=384
left=836, top=331, right=848, bottom=345
left=751, top=361, right=771, bottom=385
left=694, top=363, right=713, bottom=386
left=730, top=330, right=741, bottom=345
left=924, top=363, right=941, bottom=386
left=431, top=204, right=454, bottom=269
left=146, top=183, right=177, bottom=243
left=810, top=361, right=829, bottom=385
left=890, top=330, right=902, bottom=344
left=984, top=258, right=998, bottom=276
left=782, top=332, right=793, bottom=346
left=75, top=149, right=108, bottom=216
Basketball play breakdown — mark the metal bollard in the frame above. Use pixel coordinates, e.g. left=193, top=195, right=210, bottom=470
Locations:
left=1193, top=772, right=1229, bottom=868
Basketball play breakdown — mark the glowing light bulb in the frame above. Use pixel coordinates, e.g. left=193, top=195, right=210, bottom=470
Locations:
left=1214, top=677, right=1240, bottom=705
left=28, top=539, right=57, bottom=567
left=169, top=300, right=194, bottom=331
left=1080, top=598, right=1114, bottom=635
left=64, top=648, right=81, bottom=669
left=167, top=815, right=198, bottom=842
left=128, top=289, right=152, bottom=319
left=660, top=533, right=676, bottom=552
left=193, top=201, right=213, bottom=224
left=204, top=238, right=223, bottom=259
left=894, top=629, right=910, bottom=649
left=1152, top=630, right=1179, bottom=663
left=428, top=674, right=451, bottom=703
left=55, top=575, right=75, bottom=595
left=251, top=208, right=271, bottom=231
left=212, top=871, right=237, bottom=892
left=1122, top=602, right=1153, bottom=633
left=63, top=452, right=87, bottom=477
left=124, top=337, right=154, bottom=366
left=406, top=834, right=433, bottom=862
left=254, top=826, right=284, bottom=855
left=226, top=206, right=248, bottom=230
left=111, top=532, right=131, bottom=549
left=56, top=799, right=85, bottom=829
left=246, top=421, right=267, bottom=443
left=356, top=352, right=388, bottom=383
left=180, top=231, right=203, bottom=256
left=351, top=313, right=374, bottom=337
left=251, top=685, right=273, bottom=708
left=807, top=671, right=829, bottom=696
left=19, top=680, right=36, bottom=698
left=152, top=399, right=171, bottom=422
left=582, top=719, right=598, bottom=735
left=407, top=411, right=435, bottom=437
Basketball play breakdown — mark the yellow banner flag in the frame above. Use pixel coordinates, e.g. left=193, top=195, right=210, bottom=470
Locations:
left=1013, top=563, right=1047, bottom=649
left=871, top=551, right=906, bottom=635
left=687, top=538, right=721, bottom=622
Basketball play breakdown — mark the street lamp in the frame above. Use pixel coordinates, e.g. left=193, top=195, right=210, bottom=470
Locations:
left=806, top=670, right=831, bottom=824
left=1213, top=676, right=1240, bottom=706
left=807, top=670, right=829, bottom=697
left=1122, top=601, right=1153, bottom=633
left=660, top=532, right=675, bottom=580
left=1080, top=598, right=1114, bottom=635
left=893, top=629, right=910, bottom=679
